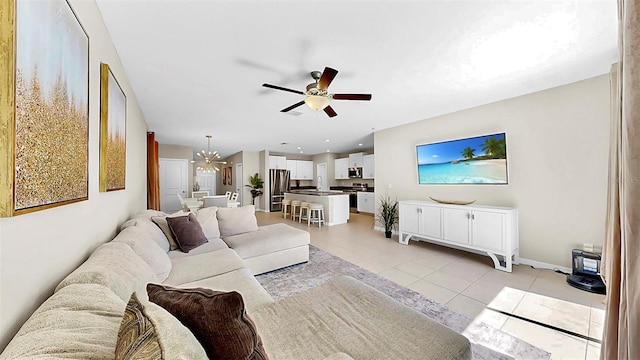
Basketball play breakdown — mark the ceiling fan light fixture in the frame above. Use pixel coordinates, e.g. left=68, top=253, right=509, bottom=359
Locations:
left=305, top=95, right=330, bottom=111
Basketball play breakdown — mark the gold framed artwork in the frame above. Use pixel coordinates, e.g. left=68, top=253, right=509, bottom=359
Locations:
left=99, top=63, right=126, bottom=192
left=1, top=0, right=89, bottom=217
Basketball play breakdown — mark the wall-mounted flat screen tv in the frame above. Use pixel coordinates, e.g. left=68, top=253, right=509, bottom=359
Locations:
left=416, top=133, right=508, bottom=184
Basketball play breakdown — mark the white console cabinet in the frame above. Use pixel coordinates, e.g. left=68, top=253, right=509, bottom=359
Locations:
left=399, top=200, right=519, bottom=272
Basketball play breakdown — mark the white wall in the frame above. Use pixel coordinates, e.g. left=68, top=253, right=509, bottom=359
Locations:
left=374, top=75, right=610, bottom=268
left=0, top=0, right=147, bottom=350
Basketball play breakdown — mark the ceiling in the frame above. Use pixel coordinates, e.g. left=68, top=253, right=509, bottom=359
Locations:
left=95, top=0, right=617, bottom=159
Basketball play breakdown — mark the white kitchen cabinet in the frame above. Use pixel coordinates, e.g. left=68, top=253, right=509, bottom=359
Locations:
left=296, top=160, right=313, bottom=180
left=334, top=158, right=349, bottom=179
left=348, top=152, right=365, bottom=167
left=399, top=200, right=518, bottom=272
left=269, top=156, right=287, bottom=169
left=362, top=154, right=375, bottom=179
left=357, top=192, right=375, bottom=213
left=287, top=160, right=313, bottom=180
left=286, top=160, right=297, bottom=178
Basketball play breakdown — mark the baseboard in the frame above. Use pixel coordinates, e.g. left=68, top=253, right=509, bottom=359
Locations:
left=374, top=226, right=572, bottom=273
left=518, top=258, right=571, bottom=274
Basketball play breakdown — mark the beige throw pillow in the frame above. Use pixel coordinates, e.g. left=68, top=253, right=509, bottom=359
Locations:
left=195, top=206, right=221, bottom=240
left=216, top=205, right=258, bottom=237
left=152, top=211, right=189, bottom=250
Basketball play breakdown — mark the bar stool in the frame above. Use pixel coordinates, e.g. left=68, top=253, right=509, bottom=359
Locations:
left=281, top=199, right=291, bottom=219
left=290, top=200, right=302, bottom=221
left=308, top=203, right=325, bottom=228
left=298, top=202, right=311, bottom=223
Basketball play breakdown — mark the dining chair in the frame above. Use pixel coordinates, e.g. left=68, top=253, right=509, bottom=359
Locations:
left=202, top=195, right=229, bottom=208
left=225, top=191, right=232, bottom=200
left=176, top=194, right=190, bottom=211
left=230, top=192, right=238, bottom=201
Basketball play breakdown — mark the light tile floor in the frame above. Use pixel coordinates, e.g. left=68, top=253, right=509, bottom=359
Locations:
left=257, top=211, right=606, bottom=360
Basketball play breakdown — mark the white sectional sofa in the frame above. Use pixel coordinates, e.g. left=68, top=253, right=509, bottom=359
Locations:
left=0, top=205, right=471, bottom=360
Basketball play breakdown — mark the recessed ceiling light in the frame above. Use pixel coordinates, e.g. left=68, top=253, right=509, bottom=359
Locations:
left=358, top=143, right=363, bottom=146
left=296, top=146, right=301, bottom=150
left=325, top=139, right=330, bottom=142
left=326, top=150, right=330, bottom=152
left=299, top=150, right=303, bottom=154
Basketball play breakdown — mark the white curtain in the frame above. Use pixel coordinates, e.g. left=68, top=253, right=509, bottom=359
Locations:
left=600, top=0, right=640, bottom=359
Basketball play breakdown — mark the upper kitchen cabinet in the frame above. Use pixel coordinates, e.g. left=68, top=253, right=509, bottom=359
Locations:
left=288, top=160, right=313, bottom=180
left=297, top=160, right=313, bottom=180
left=348, top=152, right=365, bottom=167
left=362, top=154, right=375, bottom=179
left=334, top=158, right=349, bottom=179
left=269, top=156, right=287, bottom=169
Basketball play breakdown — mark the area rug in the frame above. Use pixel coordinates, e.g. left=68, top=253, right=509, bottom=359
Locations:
left=256, top=245, right=550, bottom=360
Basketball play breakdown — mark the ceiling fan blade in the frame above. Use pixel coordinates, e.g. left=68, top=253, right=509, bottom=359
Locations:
left=332, top=93, right=372, bottom=101
left=281, top=100, right=306, bottom=113
left=317, top=67, right=338, bottom=90
left=262, top=83, right=304, bottom=95
left=324, top=105, right=337, bottom=118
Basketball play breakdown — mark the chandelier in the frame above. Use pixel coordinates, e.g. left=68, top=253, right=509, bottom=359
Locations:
left=196, top=135, right=226, bottom=172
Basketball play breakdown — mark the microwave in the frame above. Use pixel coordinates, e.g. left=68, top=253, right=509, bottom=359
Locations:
left=348, top=167, right=362, bottom=178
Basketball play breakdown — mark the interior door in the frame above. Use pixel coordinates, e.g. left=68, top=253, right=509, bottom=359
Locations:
left=235, top=163, right=243, bottom=205
left=159, top=158, right=188, bottom=213
left=196, top=169, right=215, bottom=196
left=316, top=163, right=328, bottom=191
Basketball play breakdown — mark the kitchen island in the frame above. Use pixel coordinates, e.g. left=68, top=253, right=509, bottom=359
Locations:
left=284, top=191, right=350, bottom=226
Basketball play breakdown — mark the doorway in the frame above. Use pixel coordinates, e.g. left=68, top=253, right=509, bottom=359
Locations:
left=316, top=163, right=328, bottom=191
left=235, top=163, right=243, bottom=205
left=159, top=158, right=188, bottom=213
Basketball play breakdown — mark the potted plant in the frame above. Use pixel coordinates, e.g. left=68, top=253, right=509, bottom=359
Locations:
left=245, top=173, right=264, bottom=205
left=376, top=193, right=399, bottom=238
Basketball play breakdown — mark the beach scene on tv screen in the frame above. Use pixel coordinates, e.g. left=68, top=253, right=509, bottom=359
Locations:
left=417, top=133, right=508, bottom=184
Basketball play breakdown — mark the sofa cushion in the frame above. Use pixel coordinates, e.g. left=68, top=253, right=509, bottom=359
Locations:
left=166, top=212, right=208, bottom=252
left=152, top=211, right=189, bottom=250
left=147, top=284, right=269, bottom=360
left=55, top=242, right=157, bottom=302
left=113, top=226, right=172, bottom=281
left=252, top=276, right=472, bottom=360
left=164, top=248, right=245, bottom=285
left=194, top=206, right=221, bottom=240
left=121, top=217, right=170, bottom=252
left=0, top=284, right=125, bottom=359
left=176, top=268, right=274, bottom=313
left=167, top=238, right=229, bottom=259
left=216, top=205, right=258, bottom=237
left=115, top=293, right=162, bottom=359
left=115, top=292, right=209, bottom=360
left=223, top=223, right=310, bottom=259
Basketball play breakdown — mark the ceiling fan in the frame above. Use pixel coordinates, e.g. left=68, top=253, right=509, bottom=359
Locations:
left=262, top=67, right=371, bottom=118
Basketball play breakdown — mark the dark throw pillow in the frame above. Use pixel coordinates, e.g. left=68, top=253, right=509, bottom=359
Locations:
left=146, top=284, right=269, bottom=360
left=115, top=293, right=163, bottom=360
left=165, top=212, right=208, bottom=252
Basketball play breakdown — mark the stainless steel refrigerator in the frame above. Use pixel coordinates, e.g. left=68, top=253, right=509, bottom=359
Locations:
left=269, top=169, right=290, bottom=212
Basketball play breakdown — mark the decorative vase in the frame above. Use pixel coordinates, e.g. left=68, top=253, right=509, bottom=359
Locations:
left=193, top=182, right=200, bottom=191
left=385, top=230, right=392, bottom=238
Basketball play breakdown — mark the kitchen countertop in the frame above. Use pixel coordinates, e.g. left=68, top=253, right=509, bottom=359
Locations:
left=285, top=190, right=348, bottom=196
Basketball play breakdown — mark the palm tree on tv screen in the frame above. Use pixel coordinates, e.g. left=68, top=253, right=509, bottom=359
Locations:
left=461, top=147, right=475, bottom=160
left=481, top=136, right=506, bottom=159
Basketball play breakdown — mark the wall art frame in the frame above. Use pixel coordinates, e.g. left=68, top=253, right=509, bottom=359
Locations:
left=99, top=63, right=126, bottom=192
left=0, top=0, right=90, bottom=217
